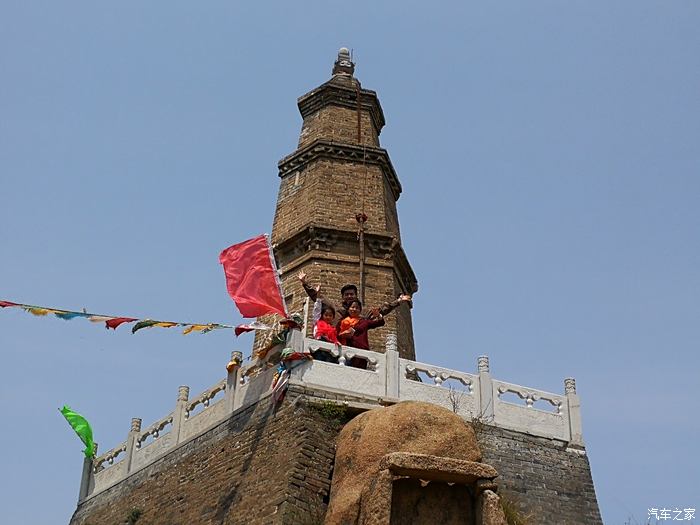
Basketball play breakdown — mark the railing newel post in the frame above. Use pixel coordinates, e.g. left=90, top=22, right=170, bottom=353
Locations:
left=565, top=378, right=584, bottom=447
left=172, top=386, right=190, bottom=445
left=385, top=334, right=400, bottom=400
left=124, top=418, right=141, bottom=474
left=78, top=442, right=97, bottom=502
left=226, top=351, right=243, bottom=413
left=477, top=356, right=495, bottom=422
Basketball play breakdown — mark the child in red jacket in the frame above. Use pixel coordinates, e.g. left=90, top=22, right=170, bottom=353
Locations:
left=313, top=303, right=338, bottom=344
left=310, top=301, right=340, bottom=363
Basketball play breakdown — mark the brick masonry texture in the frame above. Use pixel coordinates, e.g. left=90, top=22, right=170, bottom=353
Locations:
left=72, top=389, right=602, bottom=524
left=298, top=106, right=379, bottom=149
left=70, top=388, right=342, bottom=525
left=478, top=425, right=603, bottom=524
left=272, top=161, right=397, bottom=242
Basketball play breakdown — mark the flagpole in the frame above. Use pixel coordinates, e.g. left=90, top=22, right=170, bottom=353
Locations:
left=302, top=296, right=310, bottom=337
left=264, top=234, right=289, bottom=317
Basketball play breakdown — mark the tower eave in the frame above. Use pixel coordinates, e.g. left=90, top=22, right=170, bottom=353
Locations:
left=277, top=139, right=402, bottom=201
left=272, top=224, right=419, bottom=295
left=297, top=80, right=386, bottom=135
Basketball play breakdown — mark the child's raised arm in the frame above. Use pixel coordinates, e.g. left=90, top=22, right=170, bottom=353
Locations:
left=297, top=270, right=321, bottom=302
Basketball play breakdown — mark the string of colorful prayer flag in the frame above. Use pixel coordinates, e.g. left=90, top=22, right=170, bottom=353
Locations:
left=0, top=300, right=233, bottom=335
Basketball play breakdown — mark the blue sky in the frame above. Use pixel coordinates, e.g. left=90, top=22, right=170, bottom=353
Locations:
left=1, top=2, right=698, bottom=523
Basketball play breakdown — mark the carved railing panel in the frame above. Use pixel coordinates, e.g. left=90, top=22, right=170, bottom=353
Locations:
left=92, top=443, right=127, bottom=492
left=180, top=399, right=226, bottom=442
left=492, top=379, right=569, bottom=441
left=398, top=359, right=479, bottom=418
left=233, top=367, right=276, bottom=411
left=131, top=434, right=173, bottom=471
left=177, top=380, right=226, bottom=442
left=186, top=380, right=226, bottom=419
left=93, top=443, right=126, bottom=473
left=292, top=339, right=386, bottom=399
left=136, top=414, right=173, bottom=450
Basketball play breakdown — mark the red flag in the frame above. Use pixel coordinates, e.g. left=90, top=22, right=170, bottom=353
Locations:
left=219, top=235, right=287, bottom=318
left=0, top=301, right=18, bottom=308
left=235, top=324, right=256, bottom=337
left=105, top=317, right=137, bottom=330
left=234, top=321, right=274, bottom=337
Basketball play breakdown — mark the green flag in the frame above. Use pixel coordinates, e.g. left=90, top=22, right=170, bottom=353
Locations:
left=60, top=405, right=95, bottom=458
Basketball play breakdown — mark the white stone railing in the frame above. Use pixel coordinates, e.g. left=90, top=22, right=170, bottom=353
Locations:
left=292, top=336, right=580, bottom=444
left=78, top=332, right=584, bottom=502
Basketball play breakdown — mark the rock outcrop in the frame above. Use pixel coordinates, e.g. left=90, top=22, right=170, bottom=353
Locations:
left=325, top=400, right=504, bottom=524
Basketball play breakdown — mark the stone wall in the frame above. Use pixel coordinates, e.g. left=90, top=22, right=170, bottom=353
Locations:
left=478, top=425, right=603, bottom=525
left=71, top=385, right=601, bottom=525
left=70, top=388, right=341, bottom=525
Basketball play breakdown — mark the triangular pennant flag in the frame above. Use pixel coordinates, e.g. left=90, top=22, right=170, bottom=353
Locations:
left=24, top=307, right=51, bottom=316
left=132, top=319, right=158, bottom=333
left=54, top=311, right=89, bottom=321
left=234, top=321, right=275, bottom=337
left=183, top=324, right=218, bottom=335
left=87, top=316, right=112, bottom=323
left=105, top=317, right=137, bottom=330
left=154, top=322, right=178, bottom=329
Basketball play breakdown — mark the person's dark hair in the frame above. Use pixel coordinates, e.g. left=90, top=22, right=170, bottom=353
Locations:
left=321, top=304, right=335, bottom=317
left=341, top=284, right=358, bottom=295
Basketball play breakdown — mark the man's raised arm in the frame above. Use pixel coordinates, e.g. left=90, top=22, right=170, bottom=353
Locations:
left=377, top=294, right=413, bottom=317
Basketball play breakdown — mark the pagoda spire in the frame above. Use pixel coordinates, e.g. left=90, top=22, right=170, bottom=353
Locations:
left=332, top=47, right=355, bottom=77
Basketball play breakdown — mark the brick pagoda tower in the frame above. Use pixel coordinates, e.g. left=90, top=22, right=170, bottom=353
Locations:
left=270, top=48, right=418, bottom=359
left=70, top=50, right=602, bottom=525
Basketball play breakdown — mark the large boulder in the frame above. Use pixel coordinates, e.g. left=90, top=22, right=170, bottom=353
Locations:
left=325, top=401, right=481, bottom=524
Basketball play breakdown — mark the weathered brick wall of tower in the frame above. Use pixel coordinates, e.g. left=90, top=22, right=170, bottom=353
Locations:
left=70, top=386, right=602, bottom=525
left=70, top=390, right=342, bottom=525
left=264, top=48, right=418, bottom=359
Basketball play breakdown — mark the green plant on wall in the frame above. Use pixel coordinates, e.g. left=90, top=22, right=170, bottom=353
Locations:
left=500, top=493, right=531, bottom=525
left=314, top=400, right=349, bottom=428
left=126, top=508, right=142, bottom=524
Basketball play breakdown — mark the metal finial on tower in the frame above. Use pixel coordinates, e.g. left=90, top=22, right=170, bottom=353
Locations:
left=333, top=47, right=355, bottom=76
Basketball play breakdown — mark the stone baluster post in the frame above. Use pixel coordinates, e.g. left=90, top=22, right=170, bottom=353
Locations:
left=565, top=378, right=584, bottom=447
left=477, top=356, right=495, bottom=422
left=287, top=323, right=304, bottom=354
left=172, top=385, right=190, bottom=445
left=78, top=442, right=97, bottom=502
left=124, top=418, right=142, bottom=474
left=302, top=297, right=310, bottom=337
left=226, top=351, right=243, bottom=413
left=384, top=334, right=400, bottom=401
